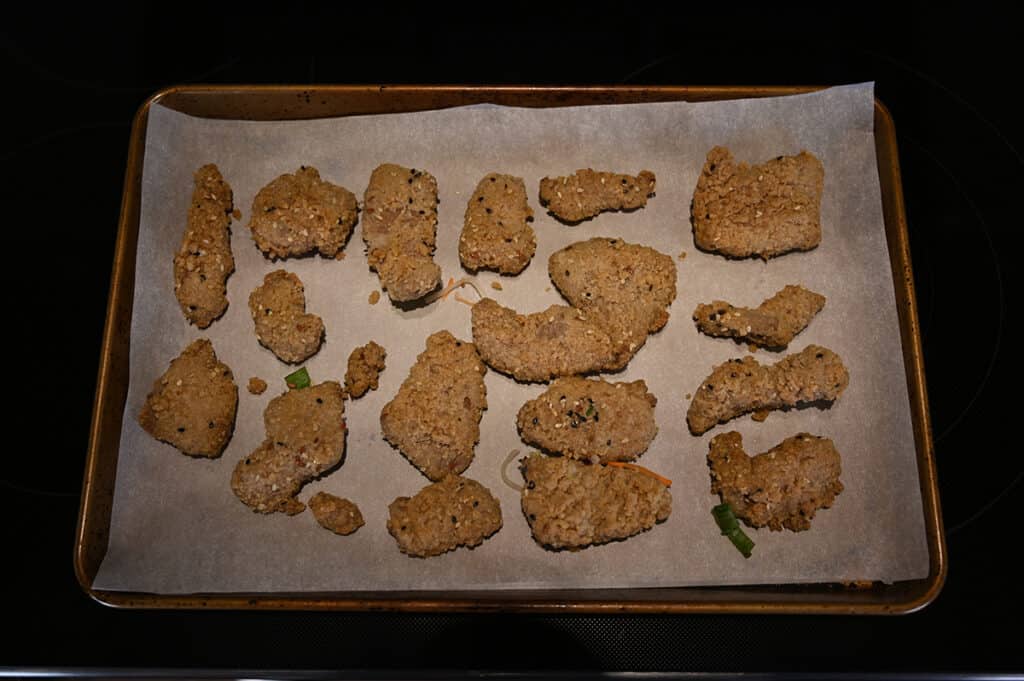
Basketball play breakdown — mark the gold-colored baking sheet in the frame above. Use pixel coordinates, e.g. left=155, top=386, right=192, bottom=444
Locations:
left=76, top=85, right=944, bottom=614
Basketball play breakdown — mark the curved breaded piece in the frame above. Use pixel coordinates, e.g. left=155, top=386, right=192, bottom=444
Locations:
left=362, top=163, right=442, bottom=302
left=459, top=173, right=536, bottom=275
left=691, top=147, right=824, bottom=259
left=549, top=237, right=677, bottom=359
left=231, top=381, right=346, bottom=515
left=174, top=164, right=235, bottom=328
left=708, top=431, right=843, bottom=532
left=380, top=331, right=487, bottom=481
left=387, top=476, right=502, bottom=557
left=471, top=298, right=623, bottom=382
left=309, top=492, right=364, bottom=535
left=344, top=341, right=386, bottom=398
left=138, top=339, right=238, bottom=458
left=249, top=166, right=358, bottom=260
left=516, top=377, right=658, bottom=463
left=520, top=453, right=671, bottom=550
left=248, top=270, right=325, bottom=364
left=687, top=345, right=849, bottom=435
left=539, top=169, right=656, bottom=223
left=694, top=285, right=826, bottom=349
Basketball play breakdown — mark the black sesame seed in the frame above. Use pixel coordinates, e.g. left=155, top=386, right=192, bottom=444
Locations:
left=244, top=458, right=251, bottom=465
left=316, top=397, right=323, bottom=404
left=532, top=417, right=539, bottom=425
left=706, top=384, right=714, bottom=390
left=208, top=421, right=215, bottom=429
left=451, top=515, right=458, bottom=524
left=529, top=513, right=536, bottom=520
left=816, top=352, right=824, bottom=359
left=606, top=439, right=612, bottom=446
left=177, top=427, right=186, bottom=433
left=486, top=208, right=492, bottom=214
left=526, top=481, right=535, bottom=490
left=709, top=163, right=717, bottom=172
left=473, top=500, right=480, bottom=506
left=478, top=196, right=484, bottom=202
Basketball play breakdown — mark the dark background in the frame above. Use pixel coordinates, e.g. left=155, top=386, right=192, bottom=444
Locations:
left=1, top=3, right=1020, bottom=675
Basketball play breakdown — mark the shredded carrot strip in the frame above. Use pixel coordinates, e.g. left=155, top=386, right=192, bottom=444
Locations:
left=605, top=462, right=672, bottom=487
left=439, top=277, right=456, bottom=300
left=454, top=292, right=476, bottom=306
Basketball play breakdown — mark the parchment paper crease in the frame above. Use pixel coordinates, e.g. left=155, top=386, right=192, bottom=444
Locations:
left=94, top=83, right=930, bottom=593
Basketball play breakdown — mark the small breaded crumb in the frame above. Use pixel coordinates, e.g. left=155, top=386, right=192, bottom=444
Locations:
left=751, top=409, right=770, bottom=422
left=368, top=290, right=381, bottom=305
left=248, top=377, right=268, bottom=395
left=309, top=492, right=364, bottom=535
left=490, top=281, right=503, bottom=291
left=678, top=250, right=687, bottom=260
left=335, top=251, right=346, bottom=260
left=232, top=208, right=242, bottom=220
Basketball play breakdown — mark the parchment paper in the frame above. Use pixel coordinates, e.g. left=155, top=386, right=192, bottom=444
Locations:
left=94, top=83, right=930, bottom=593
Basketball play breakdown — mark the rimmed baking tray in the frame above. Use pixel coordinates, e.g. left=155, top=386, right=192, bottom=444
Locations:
left=75, top=85, right=945, bottom=614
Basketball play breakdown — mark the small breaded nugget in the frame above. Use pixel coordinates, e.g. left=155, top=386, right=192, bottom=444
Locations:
left=471, top=298, right=623, bottom=382
left=694, top=285, right=826, bottom=349
left=549, top=237, right=677, bottom=359
left=539, top=169, right=656, bottom=223
left=708, top=431, right=843, bottom=532
left=380, top=331, right=487, bottom=481
left=387, top=475, right=502, bottom=557
left=687, top=345, right=850, bottom=435
left=248, top=270, right=325, bottom=364
left=344, top=341, right=386, bottom=398
left=516, top=377, right=658, bottom=463
left=362, top=163, right=442, bottom=302
left=520, top=453, right=671, bottom=550
left=231, top=381, right=346, bottom=515
left=138, top=339, right=238, bottom=458
left=691, top=147, right=824, bottom=259
left=174, top=164, right=235, bottom=328
left=249, top=166, right=358, bottom=260
left=247, top=377, right=268, bottom=395
left=459, top=173, right=536, bottom=275
left=309, top=492, right=364, bottom=535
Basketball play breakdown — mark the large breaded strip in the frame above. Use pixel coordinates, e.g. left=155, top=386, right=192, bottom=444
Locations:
left=387, top=476, right=502, bottom=558
left=539, top=169, right=655, bottom=223
left=249, top=166, right=358, bottom=260
left=549, top=237, right=677, bottom=360
left=362, top=163, right=442, bottom=302
left=691, top=147, right=824, bottom=259
left=471, top=298, right=623, bottom=382
left=516, top=377, right=658, bottom=463
left=708, top=431, right=843, bottom=532
left=520, top=453, right=671, bottom=550
left=687, top=345, right=849, bottom=435
left=693, top=284, right=825, bottom=349
left=248, top=270, right=325, bottom=364
left=231, top=381, right=346, bottom=515
left=459, top=173, right=535, bottom=274
left=380, top=331, right=487, bottom=481
left=138, top=339, right=238, bottom=458
left=174, top=164, right=235, bottom=328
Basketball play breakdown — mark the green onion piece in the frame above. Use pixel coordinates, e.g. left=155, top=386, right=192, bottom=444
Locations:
left=712, top=503, right=755, bottom=558
left=727, top=528, right=755, bottom=558
left=285, top=367, right=311, bottom=389
left=585, top=405, right=595, bottom=417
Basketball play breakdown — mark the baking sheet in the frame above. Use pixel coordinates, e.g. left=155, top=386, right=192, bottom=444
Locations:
left=94, top=83, right=929, bottom=593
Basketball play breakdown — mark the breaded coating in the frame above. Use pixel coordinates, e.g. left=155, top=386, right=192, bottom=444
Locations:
left=138, top=339, right=238, bottom=458
left=249, top=166, right=358, bottom=260
left=708, top=431, right=843, bottom=532
left=231, top=381, right=346, bottom=515
left=248, top=270, right=325, bottom=364
left=539, top=169, right=656, bottom=223
left=516, top=377, right=658, bottom=463
left=344, top=341, right=387, bottom=398
left=173, top=164, right=235, bottom=328
left=694, top=285, right=826, bottom=349
left=459, top=173, right=536, bottom=275
left=549, top=237, right=677, bottom=359
left=687, top=345, right=849, bottom=435
left=362, top=163, right=442, bottom=302
left=691, top=147, right=824, bottom=259
left=520, top=453, right=671, bottom=550
left=247, top=377, right=268, bottom=395
left=380, top=331, right=487, bottom=481
left=387, top=475, right=502, bottom=557
left=309, top=492, right=364, bottom=535
left=471, top=297, right=622, bottom=382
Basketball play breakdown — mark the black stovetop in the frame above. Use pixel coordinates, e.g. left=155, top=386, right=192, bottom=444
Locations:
left=2, top=5, right=1020, bottom=676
